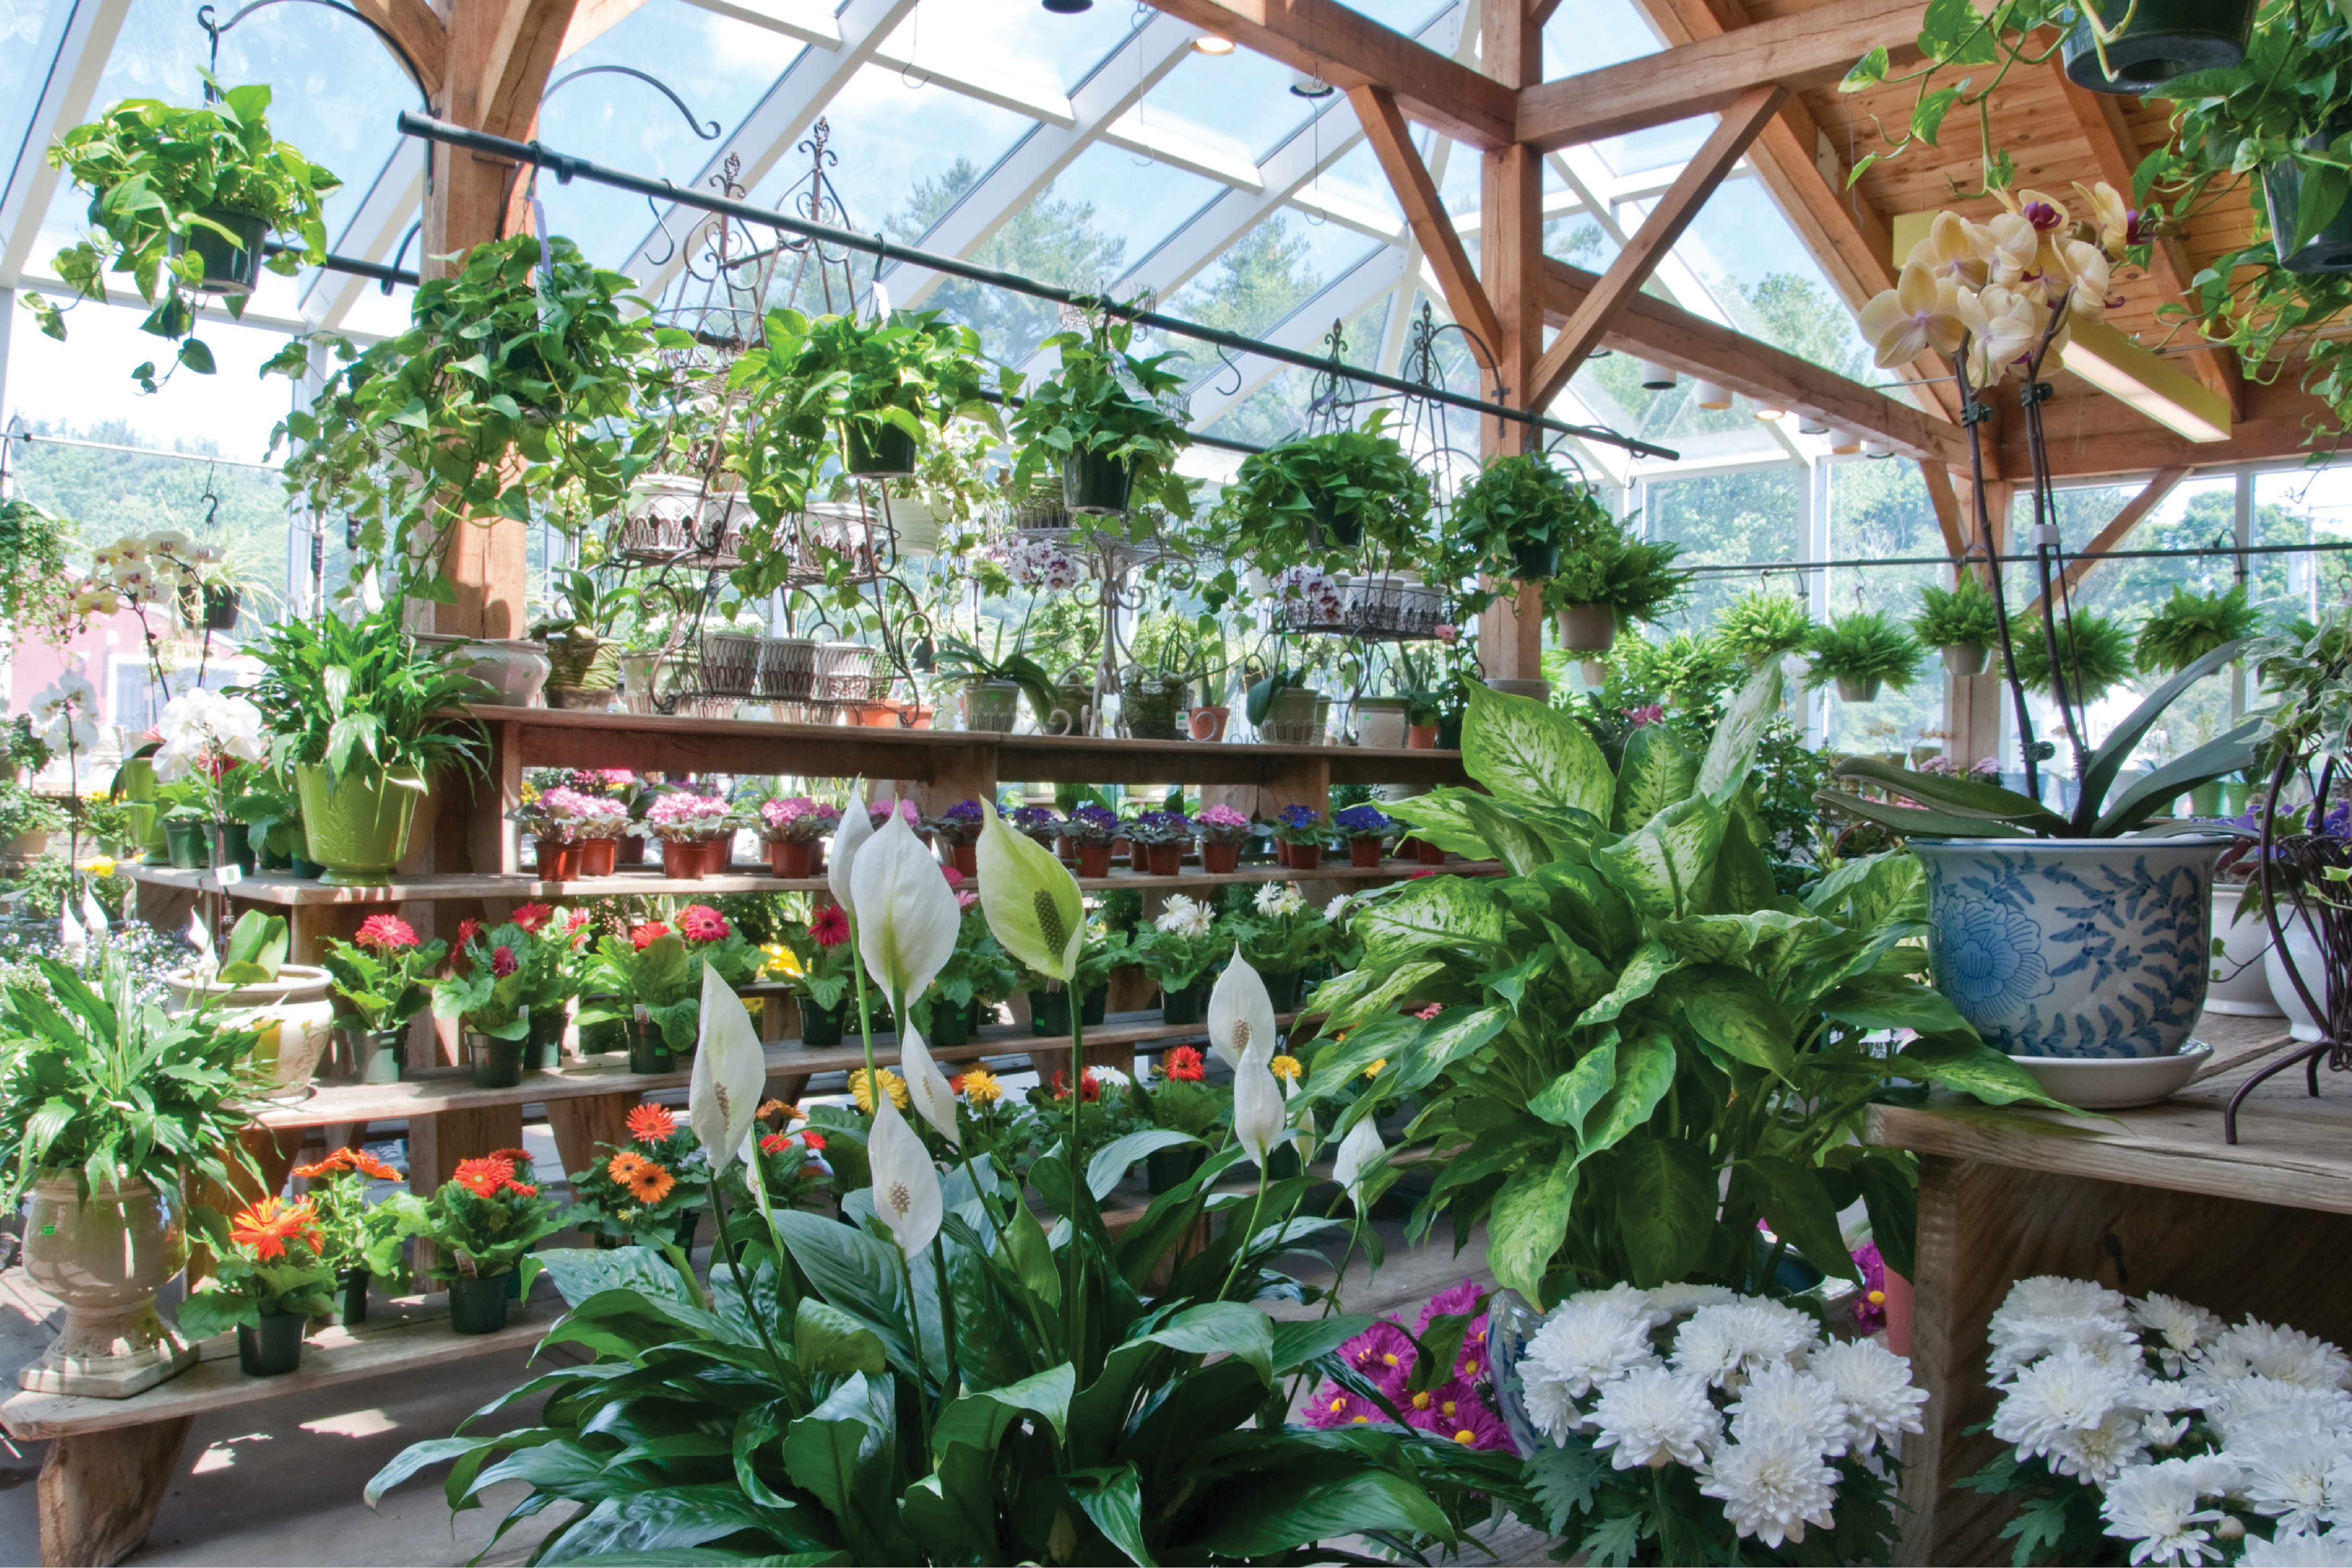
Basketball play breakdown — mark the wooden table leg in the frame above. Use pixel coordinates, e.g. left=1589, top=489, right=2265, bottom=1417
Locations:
left=38, top=1415, right=193, bottom=1568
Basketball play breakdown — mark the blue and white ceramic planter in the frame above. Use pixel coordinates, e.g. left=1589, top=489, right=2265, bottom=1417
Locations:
left=1911, top=836, right=2232, bottom=1060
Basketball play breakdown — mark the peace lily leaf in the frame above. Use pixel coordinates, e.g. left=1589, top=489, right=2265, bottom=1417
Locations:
left=974, top=800, right=1082, bottom=982
left=690, top=962, right=765, bottom=1171
left=793, top=1298, right=887, bottom=1378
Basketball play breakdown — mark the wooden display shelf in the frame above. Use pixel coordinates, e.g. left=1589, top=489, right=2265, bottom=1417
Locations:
left=122, top=857, right=1492, bottom=907
left=1867, top=1024, right=2352, bottom=1565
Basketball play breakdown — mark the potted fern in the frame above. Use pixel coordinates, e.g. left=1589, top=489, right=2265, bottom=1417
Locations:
left=2136, top=584, right=2263, bottom=675
left=1913, top=574, right=2003, bottom=675
left=1544, top=530, right=1687, bottom=653
left=2007, top=611, right=2137, bottom=705
left=1712, top=589, right=1816, bottom=667
left=1806, top=609, right=1924, bottom=703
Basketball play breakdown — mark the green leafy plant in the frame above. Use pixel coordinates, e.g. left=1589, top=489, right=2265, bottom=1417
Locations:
left=178, top=1193, right=339, bottom=1337
left=1544, top=534, right=1688, bottom=625
left=433, top=921, right=535, bottom=1043
left=913, top=907, right=1019, bottom=1038
left=0, top=785, right=68, bottom=842
left=319, top=920, right=449, bottom=1036
left=216, top=909, right=289, bottom=985
left=233, top=604, right=488, bottom=783
left=931, top=630, right=1061, bottom=731
left=1446, top=454, right=1597, bottom=586
left=1322, top=672, right=2067, bottom=1303
left=2135, top=584, right=2264, bottom=673
left=529, top=568, right=634, bottom=690
left=0, top=499, right=82, bottom=646
left=26, top=80, right=339, bottom=390
left=1912, top=574, right=2003, bottom=649
left=1008, top=314, right=1196, bottom=521
left=0, top=954, right=261, bottom=1204
left=2005, top=609, right=2137, bottom=703
left=1712, top=589, right=1816, bottom=666
left=1806, top=609, right=1926, bottom=691
left=1216, top=411, right=1434, bottom=570
left=391, top=1156, right=565, bottom=1281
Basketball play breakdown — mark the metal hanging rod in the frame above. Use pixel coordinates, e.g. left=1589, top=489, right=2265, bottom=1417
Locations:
left=1681, top=538, right=2352, bottom=576
left=394, top=112, right=1682, bottom=464
left=263, top=239, right=419, bottom=286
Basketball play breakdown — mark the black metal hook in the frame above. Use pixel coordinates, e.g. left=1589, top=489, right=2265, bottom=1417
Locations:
left=541, top=65, right=722, bottom=140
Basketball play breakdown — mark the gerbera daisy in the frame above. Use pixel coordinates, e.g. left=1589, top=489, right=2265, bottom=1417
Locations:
left=606, top=1150, right=651, bottom=1185
left=229, top=1197, right=320, bottom=1261
left=490, top=945, right=518, bottom=977
left=291, top=1149, right=356, bottom=1180
left=957, top=1067, right=1003, bottom=1106
left=486, top=1148, right=536, bottom=1169
left=511, top=903, right=552, bottom=933
left=349, top=1150, right=403, bottom=1181
left=625, top=1164, right=676, bottom=1204
left=626, top=1103, right=678, bottom=1143
left=678, top=904, right=729, bottom=942
left=797, top=1130, right=827, bottom=1152
left=1050, top=1069, right=1101, bottom=1102
left=756, top=1098, right=799, bottom=1123
left=759, top=1131, right=792, bottom=1156
left=1164, top=1046, right=1205, bottom=1082
left=452, top=1156, right=517, bottom=1197
left=354, top=914, right=419, bottom=950
left=850, top=1068, right=908, bottom=1112
left=456, top=917, right=481, bottom=947
left=809, top=904, right=850, bottom=947
left=630, top=921, right=671, bottom=950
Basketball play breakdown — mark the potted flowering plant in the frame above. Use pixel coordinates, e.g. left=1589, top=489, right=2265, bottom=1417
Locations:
left=1136, top=1044, right=1226, bottom=1191
left=151, top=689, right=267, bottom=869
left=915, top=897, right=1017, bottom=1048
left=1194, top=801, right=1253, bottom=872
left=509, top=903, right=594, bottom=1068
left=287, top=1146, right=411, bottom=1325
left=432, top=920, right=536, bottom=1088
left=578, top=922, right=692, bottom=1073
left=1126, top=808, right=1193, bottom=875
left=318, top=914, right=446, bottom=1084
left=1010, top=803, right=1061, bottom=850
left=1027, top=922, right=1131, bottom=1035
left=928, top=798, right=987, bottom=876
left=1335, top=803, right=1396, bottom=866
left=716, top=1102, right=831, bottom=1216
left=645, top=790, right=731, bottom=878
left=774, top=904, right=857, bottom=1046
left=178, top=1197, right=337, bottom=1377
left=1272, top=803, right=1327, bottom=869
left=1062, top=801, right=1120, bottom=877
left=567, top=1101, right=710, bottom=1251
left=757, top=796, right=839, bottom=878
left=1236, top=882, right=1331, bottom=1009
left=1135, top=893, right=1224, bottom=1024
left=396, top=1154, right=562, bottom=1335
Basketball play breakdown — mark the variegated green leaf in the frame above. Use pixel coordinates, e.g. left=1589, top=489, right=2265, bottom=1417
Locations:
left=1464, top=680, right=1614, bottom=821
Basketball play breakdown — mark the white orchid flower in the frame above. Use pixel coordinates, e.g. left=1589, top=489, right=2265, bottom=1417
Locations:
left=153, top=691, right=266, bottom=781
left=974, top=800, right=1083, bottom=983
left=1232, top=1047, right=1287, bottom=1170
left=690, top=961, right=766, bottom=1174
left=30, top=673, right=99, bottom=754
left=867, top=1097, right=943, bottom=1259
left=1206, top=946, right=1277, bottom=1071
left=899, top=1022, right=960, bottom=1148
left=1332, top=1118, right=1386, bottom=1213
left=851, top=810, right=959, bottom=1007
left=827, top=789, right=875, bottom=925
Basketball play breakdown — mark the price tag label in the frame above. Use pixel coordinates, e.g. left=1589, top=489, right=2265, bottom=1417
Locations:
left=214, top=864, right=243, bottom=887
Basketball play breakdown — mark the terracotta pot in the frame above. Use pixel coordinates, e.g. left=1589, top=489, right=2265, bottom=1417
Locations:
left=577, top=837, right=618, bottom=877
left=18, top=1174, right=194, bottom=1396
left=617, top=835, right=647, bottom=866
left=660, top=839, right=702, bottom=879
left=1416, top=839, right=1448, bottom=866
left=1407, top=724, right=1439, bottom=750
left=532, top=839, right=580, bottom=881
left=1555, top=602, right=1617, bottom=654
left=1145, top=842, right=1183, bottom=875
left=768, top=839, right=817, bottom=878
left=1274, top=841, right=1295, bottom=868
left=703, top=835, right=734, bottom=874
left=953, top=841, right=978, bottom=877
left=1076, top=843, right=1113, bottom=878
left=1290, top=842, right=1323, bottom=871
left=1349, top=838, right=1385, bottom=867
left=1188, top=705, right=1230, bottom=742
left=1202, top=840, right=1241, bottom=874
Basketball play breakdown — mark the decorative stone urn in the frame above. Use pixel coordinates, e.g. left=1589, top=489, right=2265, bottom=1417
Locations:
left=166, top=964, right=335, bottom=1095
left=19, top=1174, right=195, bottom=1397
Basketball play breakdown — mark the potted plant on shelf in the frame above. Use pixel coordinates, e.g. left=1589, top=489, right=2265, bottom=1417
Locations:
left=1136, top=892, right=1224, bottom=1024
left=1062, top=801, right=1120, bottom=878
left=0, top=955, right=261, bottom=1396
left=1334, top=803, right=1395, bottom=866
left=176, top=1197, right=337, bottom=1377
left=1806, top=609, right=1925, bottom=703
left=769, top=905, right=858, bottom=1047
left=915, top=899, right=1018, bottom=1049
left=1127, top=808, right=1193, bottom=875
left=151, top=688, right=267, bottom=869
left=1008, top=315, right=1196, bottom=520
left=1027, top=922, right=1130, bottom=1035
left=0, top=786, right=66, bottom=868
left=1271, top=804, right=1327, bottom=870
left=928, top=799, right=987, bottom=877
left=235, top=606, right=488, bottom=885
left=644, top=789, right=731, bottom=878
left=579, top=922, right=691, bottom=1072
left=1911, top=574, right=2002, bottom=676
left=433, top=921, right=538, bottom=1089
left=565, top=1101, right=710, bottom=1251
left=933, top=631, right=1058, bottom=735
left=165, top=909, right=338, bottom=1094
left=528, top=569, right=629, bottom=711
left=1447, top=453, right=1589, bottom=583
left=318, top=914, right=446, bottom=1084
left=397, top=1154, right=563, bottom=1335
left=1136, top=1044, right=1226, bottom=1192
left=1216, top=410, right=1432, bottom=562
left=732, top=306, right=995, bottom=488
left=1234, top=881, right=1330, bottom=1010
left=27, top=80, right=339, bottom=390
left=2136, top=584, right=2264, bottom=675
left=512, top=786, right=595, bottom=881
left=288, top=1146, right=413, bottom=1325
left=758, top=796, right=840, bottom=878
left=1194, top=801, right=1252, bottom=873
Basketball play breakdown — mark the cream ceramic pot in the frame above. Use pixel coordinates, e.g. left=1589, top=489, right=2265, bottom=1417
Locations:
left=166, top=964, right=335, bottom=1094
left=19, top=1174, right=195, bottom=1397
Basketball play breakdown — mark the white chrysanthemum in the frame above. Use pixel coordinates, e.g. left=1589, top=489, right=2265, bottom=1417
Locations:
left=1990, top=1345, right=2164, bottom=1462
left=1322, top=894, right=1351, bottom=925
left=1988, top=1311, right=2145, bottom=1382
left=2046, top=1409, right=2156, bottom=1484
left=2134, top=1294, right=2225, bottom=1375
left=1808, top=1338, right=1929, bottom=1455
left=1527, top=1300, right=1658, bottom=1399
left=2199, top=1377, right=2352, bottom=1446
left=1523, top=1369, right=1585, bottom=1442
left=1589, top=1366, right=1721, bottom=1470
left=2190, top=1321, right=2352, bottom=1395
left=2101, top=1460, right=2226, bottom=1567
left=1252, top=882, right=1306, bottom=917
left=2241, top=1528, right=2351, bottom=1566
left=1727, top=1365, right=1850, bottom=1456
left=1579, top=1282, right=1671, bottom=1329
left=1700, top=1423, right=1840, bottom=1549
left=2234, top=1437, right=2352, bottom=1538
left=1997, top=1275, right=2132, bottom=1327
left=1672, top=1300, right=1821, bottom=1389
left=1646, top=1283, right=1737, bottom=1319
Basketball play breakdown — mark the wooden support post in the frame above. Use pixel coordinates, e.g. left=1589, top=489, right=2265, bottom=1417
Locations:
left=37, top=1415, right=193, bottom=1568
left=545, top=1092, right=634, bottom=1182
left=1472, top=0, right=1546, bottom=686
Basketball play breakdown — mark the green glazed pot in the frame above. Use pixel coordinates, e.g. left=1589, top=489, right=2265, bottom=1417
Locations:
left=162, top=818, right=209, bottom=870
left=296, top=764, right=422, bottom=885
left=116, top=758, right=167, bottom=863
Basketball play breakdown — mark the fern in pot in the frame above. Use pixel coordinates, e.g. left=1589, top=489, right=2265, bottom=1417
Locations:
left=2135, top=584, right=2262, bottom=675
left=1805, top=610, right=1923, bottom=703
left=1543, top=528, right=1687, bottom=654
left=1711, top=588, right=1816, bottom=671
left=1911, top=573, right=2003, bottom=675
left=2005, top=610, right=2137, bottom=707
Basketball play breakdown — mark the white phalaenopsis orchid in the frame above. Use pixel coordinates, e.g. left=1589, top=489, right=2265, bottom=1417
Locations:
left=867, top=1097, right=942, bottom=1258
left=690, top=962, right=766, bottom=1173
left=1232, top=1046, right=1287, bottom=1169
left=899, top=1022, right=960, bottom=1148
left=827, top=789, right=875, bottom=925
left=851, top=810, right=959, bottom=1007
left=152, top=690, right=266, bottom=781
left=1332, top=1118, right=1386, bottom=1213
left=1206, top=946, right=1276, bottom=1070
left=29, top=672, right=99, bottom=755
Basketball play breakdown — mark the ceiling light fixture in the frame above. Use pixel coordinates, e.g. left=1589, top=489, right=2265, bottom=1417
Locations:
left=1638, top=359, right=1676, bottom=391
left=1862, top=438, right=1894, bottom=458
left=1797, top=415, right=1830, bottom=436
left=1754, top=402, right=1787, bottom=420
left=2059, top=318, right=2232, bottom=444
left=1290, top=70, right=1335, bottom=98
left=1041, top=0, right=1092, bottom=13
left=1193, top=33, right=1234, bottom=53
left=1692, top=380, right=1732, bottom=410
left=1829, top=429, right=1862, bottom=454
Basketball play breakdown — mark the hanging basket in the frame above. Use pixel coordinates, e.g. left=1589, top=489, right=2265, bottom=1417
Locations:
left=1347, top=576, right=1447, bottom=640
left=613, top=478, right=747, bottom=566
left=171, top=208, right=269, bottom=297
left=2062, top=0, right=2253, bottom=93
left=844, top=421, right=917, bottom=478
left=1063, top=451, right=1135, bottom=515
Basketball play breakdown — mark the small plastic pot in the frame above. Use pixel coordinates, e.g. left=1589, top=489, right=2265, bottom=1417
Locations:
left=237, top=1311, right=306, bottom=1376
left=1145, top=1147, right=1206, bottom=1195
left=660, top=839, right=703, bottom=879
left=952, top=841, right=978, bottom=877
left=768, top=838, right=817, bottom=879
left=799, top=999, right=847, bottom=1048
left=469, top=1032, right=523, bottom=1089
left=1416, top=839, right=1448, bottom=865
left=1063, top=449, right=1135, bottom=514
left=577, top=837, right=619, bottom=876
left=1289, top=842, right=1323, bottom=871
left=928, top=999, right=973, bottom=1049
left=1144, top=842, right=1183, bottom=875
left=1509, top=540, right=1560, bottom=580
left=1261, top=970, right=1301, bottom=1012
left=628, top=1017, right=674, bottom=1074
left=843, top=420, right=917, bottom=478
left=448, top=1273, right=510, bottom=1336
left=1160, top=980, right=1208, bottom=1026
left=533, top=839, right=580, bottom=881
left=617, top=835, right=647, bottom=865
left=1349, top=838, right=1385, bottom=867
left=1076, top=843, right=1113, bottom=878
left=1201, top=840, right=1241, bottom=874
left=337, top=1268, right=369, bottom=1328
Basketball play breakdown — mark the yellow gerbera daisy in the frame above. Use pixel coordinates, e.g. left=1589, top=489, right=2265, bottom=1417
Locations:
left=1269, top=1054, right=1302, bottom=1082
left=958, top=1066, right=1003, bottom=1106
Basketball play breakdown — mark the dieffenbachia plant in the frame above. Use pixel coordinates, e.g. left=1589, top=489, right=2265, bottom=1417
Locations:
left=1295, top=667, right=2064, bottom=1306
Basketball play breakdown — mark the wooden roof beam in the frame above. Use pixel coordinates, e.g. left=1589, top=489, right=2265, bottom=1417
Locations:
left=1542, top=255, right=1972, bottom=465
left=1518, top=0, right=1923, bottom=150
left=349, top=0, right=448, bottom=98
left=1138, top=0, right=1515, bottom=149
left=1350, top=84, right=1503, bottom=363
left=1529, top=83, right=1785, bottom=407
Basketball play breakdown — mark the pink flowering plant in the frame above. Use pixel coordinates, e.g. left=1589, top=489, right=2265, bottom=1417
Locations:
left=758, top=796, right=840, bottom=844
left=644, top=790, right=730, bottom=843
left=319, top=914, right=447, bottom=1034
left=1194, top=801, right=1253, bottom=845
left=1308, top=1281, right=1513, bottom=1453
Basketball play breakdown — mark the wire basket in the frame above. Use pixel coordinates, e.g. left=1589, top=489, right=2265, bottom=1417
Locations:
left=815, top=641, right=879, bottom=702
left=1278, top=597, right=1353, bottom=635
left=699, top=630, right=763, bottom=697
left=612, top=478, right=748, bottom=567
left=1010, top=496, right=1071, bottom=534
left=758, top=636, right=819, bottom=700
left=1348, top=576, right=1448, bottom=640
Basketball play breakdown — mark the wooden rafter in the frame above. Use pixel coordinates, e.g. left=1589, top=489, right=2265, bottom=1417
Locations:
left=1138, top=0, right=1515, bottom=149
left=1527, top=84, right=1786, bottom=408
left=480, top=0, right=586, bottom=139
left=348, top=0, right=449, bottom=97
left=1517, top=0, right=1923, bottom=149
left=2052, top=62, right=2245, bottom=417
left=1921, top=459, right=1969, bottom=564
left=2023, top=466, right=2192, bottom=620
left=1349, top=84, right=1503, bottom=364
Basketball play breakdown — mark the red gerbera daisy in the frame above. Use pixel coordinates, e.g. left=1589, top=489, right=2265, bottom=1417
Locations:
left=229, top=1197, right=320, bottom=1262
left=511, top=902, right=552, bottom=933
left=1051, top=1069, right=1102, bottom=1102
left=452, top=1156, right=516, bottom=1197
left=677, top=904, right=729, bottom=942
left=490, top=944, right=518, bottom=977
left=797, top=1130, right=825, bottom=1152
left=759, top=1131, right=791, bottom=1155
left=354, top=914, right=418, bottom=951
left=456, top=917, right=482, bottom=947
left=630, top=920, right=671, bottom=950
left=809, top=904, right=849, bottom=948
left=626, top=1103, right=678, bottom=1143
left=1166, top=1045, right=1206, bottom=1082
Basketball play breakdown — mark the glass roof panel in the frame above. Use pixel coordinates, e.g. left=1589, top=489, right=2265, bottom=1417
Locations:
left=1163, top=211, right=1381, bottom=335
left=1049, top=140, right=1224, bottom=279
left=1595, top=114, right=1718, bottom=179
left=1666, top=179, right=1878, bottom=381
left=1135, top=47, right=1312, bottom=167
left=1302, top=137, right=1405, bottom=231
left=1542, top=0, right=1663, bottom=76
left=0, top=0, right=72, bottom=190
left=891, top=0, right=1136, bottom=96
left=534, top=1, right=810, bottom=271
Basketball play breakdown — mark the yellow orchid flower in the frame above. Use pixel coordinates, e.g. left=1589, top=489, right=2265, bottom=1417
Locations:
left=2073, top=180, right=2133, bottom=255
left=1959, top=284, right=2046, bottom=386
left=1904, top=210, right=1992, bottom=291
left=1983, top=212, right=2041, bottom=288
left=1858, top=260, right=1966, bottom=368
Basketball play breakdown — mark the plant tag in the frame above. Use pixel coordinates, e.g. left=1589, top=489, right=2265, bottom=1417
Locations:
left=214, top=864, right=243, bottom=887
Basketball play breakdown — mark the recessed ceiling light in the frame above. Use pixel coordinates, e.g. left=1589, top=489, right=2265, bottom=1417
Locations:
left=1754, top=403, right=1787, bottom=420
left=1290, top=70, right=1335, bottom=98
left=1638, top=359, right=1676, bottom=391
left=1829, top=429, right=1862, bottom=454
left=1041, top=0, right=1092, bottom=12
left=1692, top=380, right=1731, bottom=410
left=1194, top=34, right=1235, bottom=54
left=1863, top=438, right=1894, bottom=458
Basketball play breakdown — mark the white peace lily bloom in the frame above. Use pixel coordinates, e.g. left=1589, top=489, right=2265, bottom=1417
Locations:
left=1331, top=1117, right=1384, bottom=1213
left=689, top=963, right=766, bottom=1173
left=1700, top=1423, right=1839, bottom=1549
left=1589, top=1365, right=1721, bottom=1469
left=898, top=1022, right=960, bottom=1148
left=1207, top=947, right=1277, bottom=1070
left=2100, top=1459, right=2226, bottom=1567
left=186, top=908, right=216, bottom=977
left=357, top=567, right=385, bottom=614
left=866, top=1097, right=941, bottom=1259
left=827, top=790, right=875, bottom=925
left=852, top=811, right=959, bottom=1006
left=973, top=801, right=1083, bottom=983
left=57, top=899, right=86, bottom=968
left=78, top=884, right=110, bottom=950
left=1231, top=1047, right=1286, bottom=1169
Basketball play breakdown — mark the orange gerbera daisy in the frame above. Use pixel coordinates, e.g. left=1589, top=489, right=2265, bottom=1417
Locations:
left=756, top=1098, right=799, bottom=1124
left=626, top=1103, right=678, bottom=1143
left=451, top=1156, right=516, bottom=1197
left=348, top=1151, right=403, bottom=1181
left=230, top=1197, right=321, bottom=1261
left=485, top=1147, right=536, bottom=1168
left=606, top=1150, right=650, bottom=1185
left=625, top=1164, right=676, bottom=1204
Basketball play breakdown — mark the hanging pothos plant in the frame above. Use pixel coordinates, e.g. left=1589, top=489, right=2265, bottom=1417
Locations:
left=1008, top=313, right=1196, bottom=528
left=26, top=79, right=339, bottom=392
left=0, top=499, right=84, bottom=646
left=1213, top=408, right=1434, bottom=581
left=270, top=233, right=678, bottom=605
